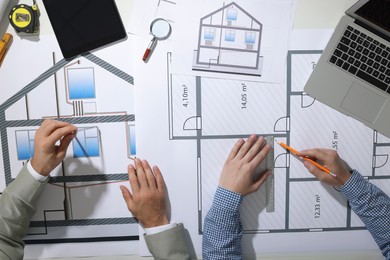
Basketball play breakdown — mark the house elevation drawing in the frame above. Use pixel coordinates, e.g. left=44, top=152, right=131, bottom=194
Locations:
left=167, top=49, right=390, bottom=234
left=170, top=0, right=296, bottom=84
left=0, top=36, right=139, bottom=243
left=192, top=2, right=264, bottom=76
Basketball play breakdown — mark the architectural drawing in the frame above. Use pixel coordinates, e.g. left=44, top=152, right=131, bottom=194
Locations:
left=168, top=50, right=390, bottom=234
left=0, top=36, right=139, bottom=243
left=170, top=0, right=295, bottom=84
left=192, top=2, right=264, bottom=76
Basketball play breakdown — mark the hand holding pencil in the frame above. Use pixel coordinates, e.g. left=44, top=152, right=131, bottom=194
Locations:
left=299, top=148, right=352, bottom=188
left=277, top=141, right=336, bottom=177
left=277, top=141, right=352, bottom=188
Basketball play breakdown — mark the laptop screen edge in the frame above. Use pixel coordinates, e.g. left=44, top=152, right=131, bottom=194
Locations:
left=346, top=0, right=390, bottom=38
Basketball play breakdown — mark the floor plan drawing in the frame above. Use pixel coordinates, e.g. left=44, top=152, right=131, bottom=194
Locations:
left=192, top=2, right=264, bottom=76
left=167, top=49, right=390, bottom=235
left=0, top=36, right=139, bottom=244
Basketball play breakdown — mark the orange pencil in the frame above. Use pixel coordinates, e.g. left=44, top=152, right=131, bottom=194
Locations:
left=277, top=141, right=336, bottom=177
left=0, top=33, right=12, bottom=67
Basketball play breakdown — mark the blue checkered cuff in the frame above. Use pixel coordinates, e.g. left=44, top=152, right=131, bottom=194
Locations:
left=340, top=170, right=366, bottom=200
left=214, top=186, right=244, bottom=212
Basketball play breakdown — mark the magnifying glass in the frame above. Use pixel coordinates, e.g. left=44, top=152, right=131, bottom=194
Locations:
left=142, top=18, right=172, bottom=62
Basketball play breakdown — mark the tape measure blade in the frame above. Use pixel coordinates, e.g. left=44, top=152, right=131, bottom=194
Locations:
left=265, top=136, right=275, bottom=213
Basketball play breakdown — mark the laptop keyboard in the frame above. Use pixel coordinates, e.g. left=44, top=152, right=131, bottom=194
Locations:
left=329, top=25, right=390, bottom=93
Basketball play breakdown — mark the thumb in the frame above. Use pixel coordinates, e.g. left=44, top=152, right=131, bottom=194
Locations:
left=57, top=133, right=75, bottom=159
left=251, top=171, right=270, bottom=193
left=303, top=160, right=321, bottom=177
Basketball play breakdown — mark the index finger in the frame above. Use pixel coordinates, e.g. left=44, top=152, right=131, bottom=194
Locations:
left=40, top=120, right=74, bottom=136
left=299, top=148, right=330, bottom=161
left=46, top=125, right=78, bottom=146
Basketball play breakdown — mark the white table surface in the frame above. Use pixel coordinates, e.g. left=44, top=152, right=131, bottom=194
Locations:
left=3, top=0, right=384, bottom=259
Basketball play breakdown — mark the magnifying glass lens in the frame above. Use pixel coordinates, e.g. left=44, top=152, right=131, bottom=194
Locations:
left=151, top=19, right=171, bottom=39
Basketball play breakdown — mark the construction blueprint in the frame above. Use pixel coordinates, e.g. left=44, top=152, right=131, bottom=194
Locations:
left=0, top=0, right=389, bottom=257
left=0, top=35, right=139, bottom=257
left=131, top=0, right=390, bottom=256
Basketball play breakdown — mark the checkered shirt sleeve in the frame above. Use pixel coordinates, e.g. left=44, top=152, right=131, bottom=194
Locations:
left=203, top=186, right=244, bottom=260
left=340, top=170, right=390, bottom=259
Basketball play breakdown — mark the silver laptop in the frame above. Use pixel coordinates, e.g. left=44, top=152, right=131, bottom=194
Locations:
left=304, top=0, right=390, bottom=137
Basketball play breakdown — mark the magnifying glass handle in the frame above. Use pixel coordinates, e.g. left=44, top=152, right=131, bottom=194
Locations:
left=142, top=37, right=158, bottom=62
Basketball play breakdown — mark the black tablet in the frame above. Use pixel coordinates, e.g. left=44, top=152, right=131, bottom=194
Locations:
left=43, top=0, right=127, bottom=59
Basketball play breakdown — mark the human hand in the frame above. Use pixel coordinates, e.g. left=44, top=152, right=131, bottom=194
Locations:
left=219, top=135, right=272, bottom=196
left=299, top=148, right=352, bottom=188
left=120, top=158, right=169, bottom=228
left=30, top=120, right=77, bottom=176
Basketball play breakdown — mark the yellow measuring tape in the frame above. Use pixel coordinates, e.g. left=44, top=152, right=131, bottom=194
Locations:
left=9, top=0, right=39, bottom=34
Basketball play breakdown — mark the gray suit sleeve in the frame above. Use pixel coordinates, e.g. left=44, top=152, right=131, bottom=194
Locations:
left=144, top=223, right=192, bottom=260
left=0, top=165, right=47, bottom=260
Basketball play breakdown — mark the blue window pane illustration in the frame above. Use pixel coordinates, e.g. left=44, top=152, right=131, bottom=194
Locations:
left=204, top=28, right=215, bottom=40
left=226, top=9, right=238, bottom=21
left=129, top=124, right=136, bottom=156
left=73, top=127, right=100, bottom=158
left=225, top=30, right=236, bottom=42
left=67, top=68, right=96, bottom=100
left=15, top=130, right=35, bottom=160
left=245, top=32, right=256, bottom=44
